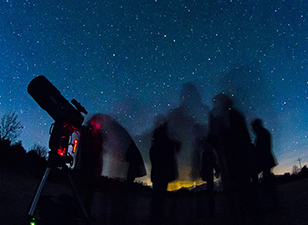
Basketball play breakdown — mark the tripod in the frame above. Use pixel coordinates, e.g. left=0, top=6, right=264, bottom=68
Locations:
left=28, top=122, right=90, bottom=224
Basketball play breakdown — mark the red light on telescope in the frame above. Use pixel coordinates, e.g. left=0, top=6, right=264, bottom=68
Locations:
left=72, top=139, right=78, bottom=153
left=57, top=148, right=66, bottom=156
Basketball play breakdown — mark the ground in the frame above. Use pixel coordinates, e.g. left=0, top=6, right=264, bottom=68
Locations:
left=1, top=168, right=308, bottom=225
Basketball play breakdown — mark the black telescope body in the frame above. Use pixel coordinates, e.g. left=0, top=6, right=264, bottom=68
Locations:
left=27, top=76, right=90, bottom=222
left=27, top=75, right=85, bottom=131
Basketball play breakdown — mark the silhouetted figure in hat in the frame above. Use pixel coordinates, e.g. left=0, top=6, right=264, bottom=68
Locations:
left=126, top=140, right=147, bottom=183
left=149, top=120, right=181, bottom=223
left=76, top=113, right=147, bottom=223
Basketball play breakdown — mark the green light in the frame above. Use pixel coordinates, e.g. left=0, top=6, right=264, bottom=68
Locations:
left=30, top=217, right=35, bottom=225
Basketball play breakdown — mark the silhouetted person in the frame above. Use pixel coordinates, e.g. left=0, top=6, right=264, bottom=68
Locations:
left=207, top=93, right=257, bottom=225
left=248, top=142, right=260, bottom=188
left=251, top=118, right=278, bottom=210
left=75, top=118, right=103, bottom=217
left=208, top=93, right=251, bottom=188
left=167, top=82, right=210, bottom=181
left=149, top=121, right=181, bottom=223
left=194, top=124, right=220, bottom=217
left=76, top=114, right=146, bottom=223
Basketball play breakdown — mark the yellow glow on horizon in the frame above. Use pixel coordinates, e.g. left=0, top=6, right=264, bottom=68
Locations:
left=167, top=180, right=205, bottom=191
left=135, top=177, right=206, bottom=191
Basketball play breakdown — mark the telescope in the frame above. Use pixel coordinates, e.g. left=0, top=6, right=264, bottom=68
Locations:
left=28, top=75, right=87, bottom=161
left=27, top=75, right=90, bottom=224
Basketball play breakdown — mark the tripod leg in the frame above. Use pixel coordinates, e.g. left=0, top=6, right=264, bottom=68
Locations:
left=28, top=167, right=51, bottom=216
left=68, top=173, right=89, bottom=221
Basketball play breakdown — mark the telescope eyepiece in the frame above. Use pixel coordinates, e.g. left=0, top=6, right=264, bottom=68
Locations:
left=71, top=99, right=88, bottom=115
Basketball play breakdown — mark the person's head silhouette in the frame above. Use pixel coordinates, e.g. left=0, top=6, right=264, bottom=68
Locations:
left=180, top=82, right=202, bottom=106
left=213, top=93, right=233, bottom=110
left=251, top=118, right=263, bottom=133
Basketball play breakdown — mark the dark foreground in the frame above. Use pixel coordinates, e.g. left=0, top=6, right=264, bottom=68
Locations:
left=1, top=169, right=308, bottom=225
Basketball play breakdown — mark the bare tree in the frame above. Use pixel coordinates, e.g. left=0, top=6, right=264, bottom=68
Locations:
left=30, top=143, right=49, bottom=159
left=0, top=112, right=23, bottom=143
left=292, top=165, right=299, bottom=175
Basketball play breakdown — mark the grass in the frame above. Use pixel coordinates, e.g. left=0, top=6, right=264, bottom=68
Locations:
left=1, top=168, right=308, bottom=225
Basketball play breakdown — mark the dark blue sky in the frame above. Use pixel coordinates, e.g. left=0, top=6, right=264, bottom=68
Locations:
left=1, top=0, right=308, bottom=175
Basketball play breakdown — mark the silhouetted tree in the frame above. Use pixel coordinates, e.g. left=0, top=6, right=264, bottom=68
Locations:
left=0, top=112, right=23, bottom=143
left=292, top=165, right=299, bottom=175
left=9, top=141, right=26, bottom=171
left=299, top=165, right=308, bottom=178
left=0, top=139, right=11, bottom=168
left=0, top=112, right=23, bottom=170
left=284, top=172, right=290, bottom=177
left=25, top=149, right=47, bottom=176
left=31, top=143, right=49, bottom=159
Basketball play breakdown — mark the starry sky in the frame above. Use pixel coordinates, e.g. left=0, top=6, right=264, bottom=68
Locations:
left=1, top=0, right=308, bottom=176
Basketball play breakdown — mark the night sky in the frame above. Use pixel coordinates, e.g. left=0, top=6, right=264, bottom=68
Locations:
left=1, top=0, right=308, bottom=176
